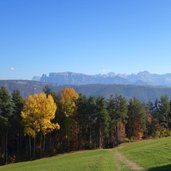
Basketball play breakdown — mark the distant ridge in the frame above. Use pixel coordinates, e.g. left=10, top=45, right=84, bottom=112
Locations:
left=1, top=80, right=171, bottom=102
left=33, top=71, right=171, bottom=87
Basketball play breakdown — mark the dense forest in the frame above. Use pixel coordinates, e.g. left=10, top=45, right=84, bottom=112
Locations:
left=0, top=85, right=171, bottom=165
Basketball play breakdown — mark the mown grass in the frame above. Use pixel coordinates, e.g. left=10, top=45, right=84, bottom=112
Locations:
left=0, top=149, right=115, bottom=171
left=1, top=136, right=171, bottom=171
left=118, top=136, right=171, bottom=170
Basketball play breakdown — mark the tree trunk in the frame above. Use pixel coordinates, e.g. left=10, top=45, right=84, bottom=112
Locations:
left=49, top=135, right=52, bottom=152
left=99, top=128, right=102, bottom=148
left=29, top=137, right=32, bottom=160
left=5, top=130, right=8, bottom=164
left=0, top=128, right=4, bottom=163
left=17, top=131, right=20, bottom=160
left=33, top=137, right=36, bottom=159
left=40, top=133, right=43, bottom=156
left=116, top=122, right=119, bottom=145
left=89, top=127, right=92, bottom=149
left=115, top=122, right=119, bottom=145
left=77, top=131, right=80, bottom=150
left=43, top=134, right=46, bottom=155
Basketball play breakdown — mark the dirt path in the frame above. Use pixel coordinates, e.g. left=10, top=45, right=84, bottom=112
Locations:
left=114, top=150, right=146, bottom=171
left=110, top=150, right=121, bottom=171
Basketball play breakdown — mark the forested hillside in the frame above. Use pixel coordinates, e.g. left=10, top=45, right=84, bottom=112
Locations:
left=1, top=80, right=171, bottom=102
left=0, top=86, right=171, bottom=165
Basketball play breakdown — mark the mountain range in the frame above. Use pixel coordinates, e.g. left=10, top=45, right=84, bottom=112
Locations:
left=33, top=71, right=171, bottom=87
left=1, top=71, right=171, bottom=102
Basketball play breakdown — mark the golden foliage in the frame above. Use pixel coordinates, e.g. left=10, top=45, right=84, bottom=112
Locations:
left=60, top=88, right=79, bottom=117
left=21, top=93, right=60, bottom=137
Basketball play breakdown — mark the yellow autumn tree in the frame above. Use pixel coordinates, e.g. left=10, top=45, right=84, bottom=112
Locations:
left=21, top=93, right=60, bottom=138
left=60, top=88, right=79, bottom=117
left=60, top=88, right=79, bottom=149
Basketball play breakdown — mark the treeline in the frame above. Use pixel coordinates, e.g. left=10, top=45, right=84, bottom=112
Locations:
left=0, top=86, right=171, bottom=165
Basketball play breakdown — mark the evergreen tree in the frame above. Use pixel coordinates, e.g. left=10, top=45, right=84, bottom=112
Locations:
left=108, top=95, right=128, bottom=146
left=43, top=85, right=52, bottom=96
left=86, top=96, right=97, bottom=148
left=158, top=96, right=170, bottom=128
left=96, top=97, right=110, bottom=148
left=76, top=95, right=89, bottom=149
left=11, top=90, right=24, bottom=160
left=127, top=98, right=146, bottom=140
left=0, top=87, right=14, bottom=164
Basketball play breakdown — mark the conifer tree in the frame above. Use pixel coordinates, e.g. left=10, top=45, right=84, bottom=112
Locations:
left=0, top=87, right=13, bottom=164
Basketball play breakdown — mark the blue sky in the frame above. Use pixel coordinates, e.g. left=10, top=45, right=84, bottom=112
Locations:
left=0, top=0, right=171, bottom=79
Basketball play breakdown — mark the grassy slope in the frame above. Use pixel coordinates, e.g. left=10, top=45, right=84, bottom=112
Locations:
left=0, top=150, right=115, bottom=171
left=1, top=137, right=171, bottom=171
left=118, top=136, right=171, bottom=170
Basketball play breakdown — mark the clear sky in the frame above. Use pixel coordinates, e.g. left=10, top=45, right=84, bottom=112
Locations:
left=0, top=0, right=171, bottom=80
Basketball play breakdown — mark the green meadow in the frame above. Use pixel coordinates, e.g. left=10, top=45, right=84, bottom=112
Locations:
left=0, top=137, right=171, bottom=171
